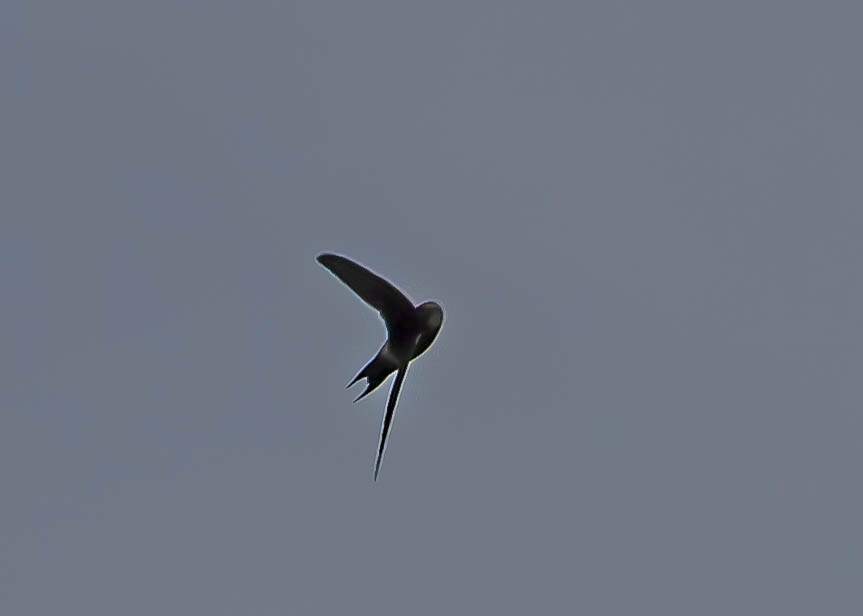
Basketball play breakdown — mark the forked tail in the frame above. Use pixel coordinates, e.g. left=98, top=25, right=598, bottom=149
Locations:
left=347, top=346, right=398, bottom=402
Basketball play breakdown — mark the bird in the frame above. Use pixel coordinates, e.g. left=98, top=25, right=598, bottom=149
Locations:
left=316, top=253, right=444, bottom=480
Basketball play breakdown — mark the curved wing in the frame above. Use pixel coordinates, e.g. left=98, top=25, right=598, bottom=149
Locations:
left=374, top=363, right=409, bottom=481
left=316, top=254, right=415, bottom=332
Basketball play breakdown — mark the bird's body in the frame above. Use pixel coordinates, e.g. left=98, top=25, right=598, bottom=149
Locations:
left=316, top=253, right=443, bottom=480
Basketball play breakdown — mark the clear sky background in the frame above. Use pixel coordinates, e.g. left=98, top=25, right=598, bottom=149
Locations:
left=2, top=2, right=861, bottom=614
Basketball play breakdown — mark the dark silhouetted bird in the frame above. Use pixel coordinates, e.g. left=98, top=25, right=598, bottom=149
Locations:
left=316, top=253, right=443, bottom=480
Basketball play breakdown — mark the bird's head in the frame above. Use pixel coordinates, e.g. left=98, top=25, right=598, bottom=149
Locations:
left=416, top=301, right=444, bottom=331
left=412, top=301, right=444, bottom=360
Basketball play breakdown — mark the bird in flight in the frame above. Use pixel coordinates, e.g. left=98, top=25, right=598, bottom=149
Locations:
left=316, top=253, right=444, bottom=480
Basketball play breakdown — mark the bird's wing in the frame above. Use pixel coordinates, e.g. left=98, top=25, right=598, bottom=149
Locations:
left=316, top=254, right=415, bottom=332
left=374, top=363, right=409, bottom=481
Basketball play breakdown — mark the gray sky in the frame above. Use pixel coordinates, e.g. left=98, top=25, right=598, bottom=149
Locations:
left=2, top=1, right=861, bottom=614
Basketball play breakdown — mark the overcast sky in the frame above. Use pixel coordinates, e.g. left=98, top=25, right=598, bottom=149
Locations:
left=2, top=2, right=861, bottom=614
